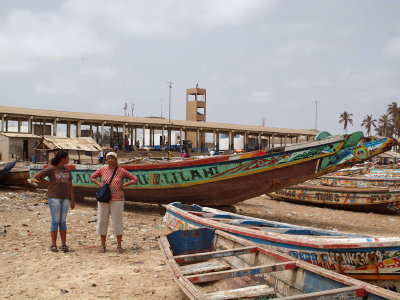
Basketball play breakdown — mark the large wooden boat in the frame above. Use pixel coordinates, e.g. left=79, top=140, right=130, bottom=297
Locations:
left=160, top=228, right=399, bottom=299
left=268, top=184, right=400, bottom=214
left=29, top=133, right=396, bottom=206
left=164, top=202, right=400, bottom=291
left=0, top=167, right=30, bottom=186
left=0, top=161, right=16, bottom=181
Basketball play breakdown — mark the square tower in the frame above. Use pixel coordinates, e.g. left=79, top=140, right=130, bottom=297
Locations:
left=186, top=84, right=206, bottom=122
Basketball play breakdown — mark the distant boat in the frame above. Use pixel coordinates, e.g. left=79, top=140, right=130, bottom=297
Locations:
left=0, top=166, right=30, bottom=187
left=160, top=228, right=400, bottom=299
left=268, top=184, right=400, bottom=214
left=164, top=202, right=400, bottom=291
left=321, top=174, right=400, bottom=189
left=29, top=132, right=396, bottom=206
left=0, top=161, right=16, bottom=181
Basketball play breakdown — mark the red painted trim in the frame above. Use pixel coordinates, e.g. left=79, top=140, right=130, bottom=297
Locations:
left=355, top=287, right=367, bottom=297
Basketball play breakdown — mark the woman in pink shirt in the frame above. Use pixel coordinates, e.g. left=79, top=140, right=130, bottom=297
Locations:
left=90, top=152, right=138, bottom=253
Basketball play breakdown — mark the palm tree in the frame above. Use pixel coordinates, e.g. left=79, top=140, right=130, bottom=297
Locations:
left=361, top=115, right=376, bottom=137
left=377, top=114, right=390, bottom=137
left=387, top=102, right=400, bottom=138
left=339, top=111, right=353, bottom=133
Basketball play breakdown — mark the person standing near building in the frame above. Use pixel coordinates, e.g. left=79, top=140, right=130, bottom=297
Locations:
left=34, top=150, right=75, bottom=253
left=90, top=152, right=138, bottom=253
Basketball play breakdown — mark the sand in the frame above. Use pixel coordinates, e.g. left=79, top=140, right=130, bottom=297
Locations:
left=1, top=187, right=399, bottom=299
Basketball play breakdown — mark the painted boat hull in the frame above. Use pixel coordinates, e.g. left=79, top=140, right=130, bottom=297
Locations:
left=0, top=168, right=29, bottom=186
left=29, top=134, right=396, bottom=206
left=164, top=202, right=400, bottom=291
left=322, top=175, right=400, bottom=189
left=0, top=161, right=16, bottom=180
left=161, top=228, right=400, bottom=299
left=268, top=184, right=400, bottom=214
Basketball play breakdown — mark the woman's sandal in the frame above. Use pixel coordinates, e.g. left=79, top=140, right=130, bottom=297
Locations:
left=117, top=246, right=124, bottom=254
left=50, top=245, right=58, bottom=252
left=98, top=246, right=106, bottom=253
left=61, top=245, right=69, bottom=253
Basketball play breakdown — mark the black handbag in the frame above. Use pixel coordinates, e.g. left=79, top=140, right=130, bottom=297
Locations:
left=96, top=167, right=118, bottom=203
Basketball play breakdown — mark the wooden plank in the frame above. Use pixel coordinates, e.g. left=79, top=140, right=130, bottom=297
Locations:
left=277, top=285, right=366, bottom=300
left=180, top=259, right=231, bottom=276
left=174, top=246, right=257, bottom=263
left=205, top=285, right=275, bottom=300
left=185, top=261, right=297, bottom=283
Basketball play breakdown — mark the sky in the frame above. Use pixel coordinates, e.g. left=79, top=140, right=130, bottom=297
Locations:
left=1, top=0, right=399, bottom=135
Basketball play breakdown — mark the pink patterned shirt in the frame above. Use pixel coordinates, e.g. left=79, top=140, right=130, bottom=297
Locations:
left=90, top=166, right=138, bottom=201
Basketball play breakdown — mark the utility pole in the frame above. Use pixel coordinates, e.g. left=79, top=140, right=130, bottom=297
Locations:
left=314, top=100, right=318, bottom=130
left=167, top=82, right=173, bottom=123
left=131, top=103, right=134, bottom=117
left=124, top=102, right=128, bottom=116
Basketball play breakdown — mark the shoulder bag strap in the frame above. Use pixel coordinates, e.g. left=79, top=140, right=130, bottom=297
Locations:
left=108, top=167, right=118, bottom=184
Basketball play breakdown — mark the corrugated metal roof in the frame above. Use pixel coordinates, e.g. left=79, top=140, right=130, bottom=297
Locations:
left=0, top=132, right=41, bottom=138
left=36, top=137, right=102, bottom=152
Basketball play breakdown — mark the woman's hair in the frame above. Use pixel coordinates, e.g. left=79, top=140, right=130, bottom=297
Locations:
left=50, top=150, right=69, bottom=166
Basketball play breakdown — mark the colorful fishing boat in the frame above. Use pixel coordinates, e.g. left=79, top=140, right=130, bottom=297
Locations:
left=29, top=132, right=396, bottom=206
left=160, top=228, right=400, bottom=299
left=164, top=202, right=400, bottom=291
left=0, top=160, right=16, bottom=181
left=321, top=175, right=400, bottom=189
left=268, top=184, right=400, bottom=214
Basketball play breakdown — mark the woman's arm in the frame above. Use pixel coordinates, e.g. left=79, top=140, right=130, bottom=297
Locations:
left=90, top=169, right=103, bottom=187
left=122, top=169, right=138, bottom=188
left=33, top=171, right=50, bottom=188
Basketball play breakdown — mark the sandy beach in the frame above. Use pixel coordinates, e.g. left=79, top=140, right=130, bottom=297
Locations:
left=1, top=187, right=400, bottom=299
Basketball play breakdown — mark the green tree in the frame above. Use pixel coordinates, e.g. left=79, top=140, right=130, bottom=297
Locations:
left=339, top=111, right=353, bottom=134
left=387, top=101, right=400, bottom=138
left=361, top=115, right=376, bottom=137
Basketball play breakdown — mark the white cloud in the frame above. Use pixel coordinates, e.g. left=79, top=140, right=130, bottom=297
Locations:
left=0, top=9, right=111, bottom=74
left=275, top=39, right=333, bottom=57
left=383, top=36, right=400, bottom=57
left=78, top=67, right=118, bottom=80
left=289, top=77, right=332, bottom=89
left=62, top=0, right=270, bottom=37
left=33, top=80, right=76, bottom=95
left=247, top=90, right=274, bottom=104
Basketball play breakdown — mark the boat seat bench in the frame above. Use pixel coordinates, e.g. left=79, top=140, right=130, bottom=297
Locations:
left=180, top=259, right=231, bottom=276
left=174, top=246, right=258, bottom=264
left=186, top=261, right=297, bottom=283
left=205, top=285, right=276, bottom=300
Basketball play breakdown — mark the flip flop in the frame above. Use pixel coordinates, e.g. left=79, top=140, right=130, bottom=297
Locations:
left=50, top=245, right=58, bottom=252
left=117, top=246, right=124, bottom=254
left=61, top=245, right=69, bottom=253
left=98, top=246, right=106, bottom=253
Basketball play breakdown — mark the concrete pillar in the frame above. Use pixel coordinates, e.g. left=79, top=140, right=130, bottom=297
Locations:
left=229, top=131, right=232, bottom=151
left=101, top=122, right=105, bottom=145
left=216, top=130, right=220, bottom=152
left=296, top=135, right=299, bottom=144
left=77, top=120, right=82, bottom=138
left=90, top=123, right=93, bottom=138
left=17, top=119, right=21, bottom=133
left=28, top=117, right=32, bottom=134
left=196, top=129, right=200, bottom=153
left=130, top=126, right=133, bottom=147
left=122, top=123, right=126, bottom=146
left=161, top=126, right=165, bottom=148
left=167, top=127, right=172, bottom=148
left=142, top=125, right=146, bottom=147
left=213, top=130, right=216, bottom=150
left=67, top=121, right=71, bottom=137
left=271, top=134, right=275, bottom=148
left=180, top=127, right=183, bottom=151
left=53, top=119, right=57, bottom=136
left=134, top=127, right=137, bottom=147
left=1, top=114, right=4, bottom=132
left=258, top=133, right=261, bottom=150
left=110, top=125, right=114, bottom=146
left=244, top=132, right=248, bottom=152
